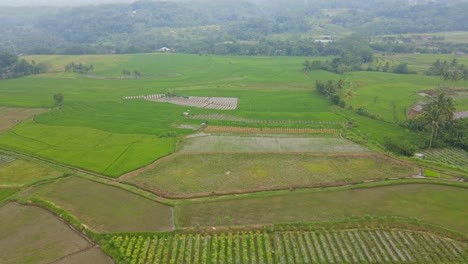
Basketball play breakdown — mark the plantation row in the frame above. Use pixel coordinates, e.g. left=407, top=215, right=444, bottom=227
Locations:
left=0, top=155, right=15, bottom=166
left=422, top=148, right=468, bottom=168
left=204, top=126, right=338, bottom=134
left=107, top=229, right=467, bottom=264
left=190, top=114, right=345, bottom=126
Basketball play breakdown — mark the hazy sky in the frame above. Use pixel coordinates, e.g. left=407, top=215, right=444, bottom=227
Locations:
left=0, top=0, right=134, bottom=6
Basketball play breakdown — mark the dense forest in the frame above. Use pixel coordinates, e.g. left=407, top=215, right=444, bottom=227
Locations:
left=0, top=0, right=467, bottom=55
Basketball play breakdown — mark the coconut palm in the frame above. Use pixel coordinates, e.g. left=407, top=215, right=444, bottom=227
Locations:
left=420, top=92, right=455, bottom=147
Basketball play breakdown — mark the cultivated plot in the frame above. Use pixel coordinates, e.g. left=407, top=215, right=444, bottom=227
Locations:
left=125, top=153, right=417, bottom=195
left=0, top=202, right=110, bottom=264
left=0, top=106, right=47, bottom=133
left=177, top=184, right=468, bottom=233
left=126, top=94, right=239, bottom=110
left=0, top=120, right=175, bottom=177
left=28, top=176, right=174, bottom=232
left=0, top=157, right=62, bottom=187
left=181, top=135, right=370, bottom=153
left=422, top=148, right=468, bottom=170
left=108, top=229, right=467, bottom=264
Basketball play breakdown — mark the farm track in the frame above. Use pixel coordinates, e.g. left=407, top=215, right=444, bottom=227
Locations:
left=109, top=229, right=467, bottom=264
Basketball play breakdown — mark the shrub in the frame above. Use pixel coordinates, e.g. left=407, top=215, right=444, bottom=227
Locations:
left=383, top=137, right=416, bottom=156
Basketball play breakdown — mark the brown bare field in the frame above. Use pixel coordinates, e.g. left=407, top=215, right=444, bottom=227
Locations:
left=0, top=107, right=47, bottom=133
left=0, top=202, right=97, bottom=264
left=54, top=247, right=112, bottom=264
left=29, top=176, right=174, bottom=232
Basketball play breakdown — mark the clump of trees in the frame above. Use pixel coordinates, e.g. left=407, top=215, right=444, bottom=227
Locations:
left=0, top=52, right=47, bottom=79
left=64, top=62, right=94, bottom=74
left=407, top=92, right=466, bottom=150
left=122, top=69, right=142, bottom=79
left=304, top=36, right=374, bottom=74
left=53, top=93, right=64, bottom=109
left=425, top=59, right=468, bottom=82
left=315, top=79, right=355, bottom=108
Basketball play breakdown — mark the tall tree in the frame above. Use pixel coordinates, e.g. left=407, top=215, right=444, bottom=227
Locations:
left=53, top=93, right=64, bottom=109
left=419, top=93, right=455, bottom=147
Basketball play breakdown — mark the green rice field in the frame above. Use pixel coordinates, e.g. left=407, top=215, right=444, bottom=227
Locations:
left=177, top=184, right=468, bottom=233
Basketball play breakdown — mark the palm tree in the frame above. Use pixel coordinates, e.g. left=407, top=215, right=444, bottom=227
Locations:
left=420, top=92, right=455, bottom=147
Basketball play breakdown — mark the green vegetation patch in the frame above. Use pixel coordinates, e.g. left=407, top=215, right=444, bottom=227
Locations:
left=0, top=158, right=62, bottom=187
left=181, top=135, right=370, bottom=153
left=27, top=176, right=174, bottom=232
left=0, top=120, right=175, bottom=177
left=0, top=203, right=94, bottom=264
left=177, top=184, right=468, bottom=233
left=106, top=229, right=467, bottom=264
left=126, top=153, right=417, bottom=195
left=0, top=189, right=17, bottom=202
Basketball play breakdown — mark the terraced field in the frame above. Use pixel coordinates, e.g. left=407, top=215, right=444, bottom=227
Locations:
left=422, top=148, right=468, bottom=170
left=107, top=229, right=467, bottom=264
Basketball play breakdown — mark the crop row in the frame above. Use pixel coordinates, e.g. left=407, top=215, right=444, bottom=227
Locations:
left=0, top=155, right=15, bottom=166
left=107, top=229, right=467, bottom=264
left=190, top=114, right=344, bottom=126
left=422, top=148, right=468, bottom=168
left=204, top=126, right=337, bottom=134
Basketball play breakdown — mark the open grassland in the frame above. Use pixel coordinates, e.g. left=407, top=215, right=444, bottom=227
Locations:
left=0, top=202, right=109, bottom=264
left=177, top=184, right=468, bottom=233
left=0, top=120, right=175, bottom=177
left=106, top=229, right=467, bottom=264
left=27, top=176, right=174, bottom=232
left=0, top=157, right=63, bottom=187
left=181, top=135, right=370, bottom=153
left=125, top=153, right=417, bottom=196
left=0, top=106, right=47, bottom=133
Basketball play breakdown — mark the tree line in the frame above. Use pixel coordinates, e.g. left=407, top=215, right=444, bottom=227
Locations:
left=425, top=59, right=468, bottom=82
left=0, top=52, right=46, bottom=79
left=0, top=0, right=467, bottom=56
